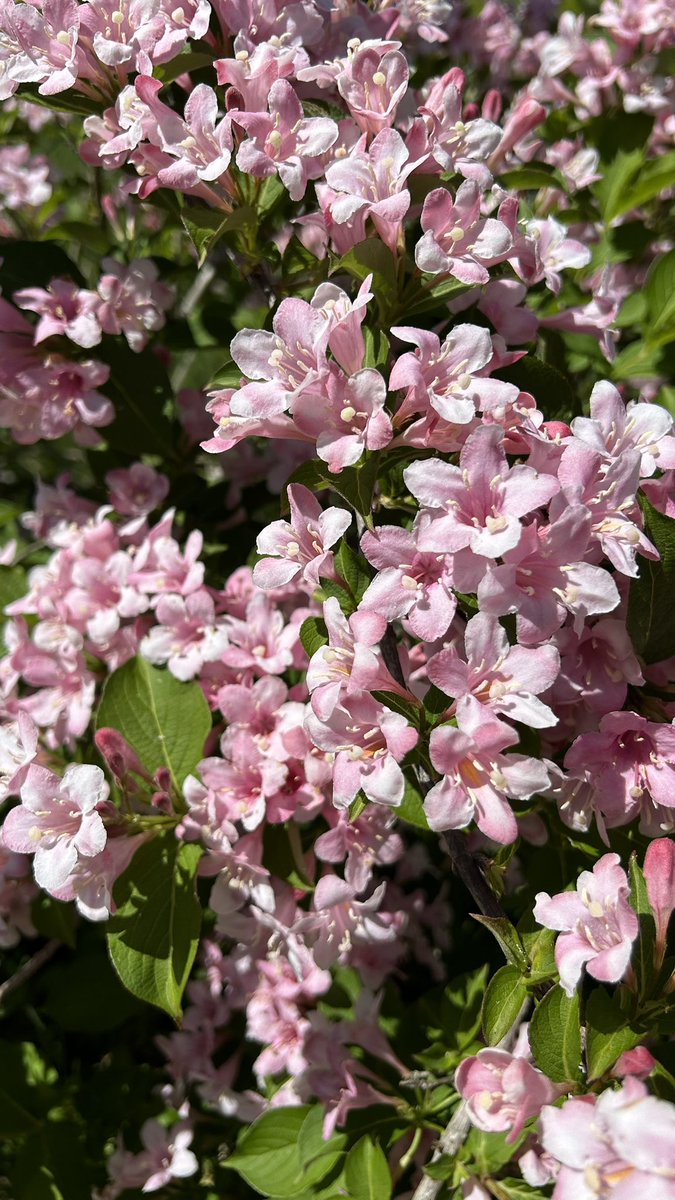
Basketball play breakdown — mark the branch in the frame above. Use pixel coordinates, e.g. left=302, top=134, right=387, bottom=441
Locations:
left=379, top=626, right=507, bottom=919
left=0, top=939, right=60, bottom=1004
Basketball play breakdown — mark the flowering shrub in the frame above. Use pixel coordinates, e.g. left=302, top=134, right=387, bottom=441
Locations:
left=0, top=0, right=674, bottom=1196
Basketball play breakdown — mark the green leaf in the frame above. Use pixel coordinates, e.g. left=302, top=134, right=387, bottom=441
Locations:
left=95, top=336, right=178, bottom=461
left=363, top=326, right=390, bottom=370
left=156, top=49, right=215, bottom=85
left=645, top=249, right=675, bottom=337
left=585, top=987, right=641, bottom=1081
left=471, top=916, right=529, bottom=971
left=344, top=1137, right=392, bottom=1200
left=595, top=148, right=643, bottom=223
left=181, top=205, right=256, bottom=266
left=397, top=776, right=430, bottom=830
left=465, top=1128, right=521, bottom=1175
left=612, top=152, right=675, bottom=220
left=518, top=923, right=557, bottom=984
left=407, top=277, right=470, bottom=317
left=627, top=497, right=675, bottom=663
left=629, top=853, right=657, bottom=998
left=107, top=833, right=202, bottom=1021
left=0, top=239, right=84, bottom=291
left=0, top=565, right=27, bottom=617
left=482, top=966, right=527, bottom=1045
left=612, top=337, right=663, bottom=381
left=31, top=895, right=77, bottom=949
left=96, top=656, right=211, bottom=790
left=370, top=690, right=421, bottom=725
left=499, top=164, right=566, bottom=192
left=333, top=539, right=370, bottom=602
left=335, top=240, right=397, bottom=310
left=297, top=1106, right=347, bottom=1184
left=284, top=454, right=378, bottom=521
left=529, top=986, right=583, bottom=1083
left=299, top=616, right=328, bottom=658
left=224, top=1106, right=312, bottom=1196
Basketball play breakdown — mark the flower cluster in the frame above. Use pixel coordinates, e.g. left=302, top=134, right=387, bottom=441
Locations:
left=1, top=0, right=674, bottom=1196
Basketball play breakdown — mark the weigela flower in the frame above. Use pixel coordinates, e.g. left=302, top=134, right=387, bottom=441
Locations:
left=564, top=711, right=675, bottom=834
left=336, top=45, right=409, bottom=135
left=323, top=128, right=416, bottom=254
left=424, top=703, right=549, bottom=843
left=359, top=524, right=457, bottom=641
left=305, top=692, right=418, bottom=809
left=235, top=79, right=338, bottom=200
left=456, top=1047, right=559, bottom=1141
left=253, top=483, right=351, bottom=591
left=406, top=423, right=559, bottom=558
left=0, top=713, right=38, bottom=801
left=415, top=181, right=512, bottom=282
left=540, top=1076, right=675, bottom=1200
left=427, top=611, right=560, bottom=727
left=571, top=380, right=675, bottom=477
left=534, top=852, right=639, bottom=995
left=3, top=763, right=108, bottom=894
left=14, top=279, right=102, bottom=348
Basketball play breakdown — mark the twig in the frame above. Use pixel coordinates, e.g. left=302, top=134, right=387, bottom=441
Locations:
left=0, top=939, right=60, bottom=1005
left=410, top=1000, right=530, bottom=1200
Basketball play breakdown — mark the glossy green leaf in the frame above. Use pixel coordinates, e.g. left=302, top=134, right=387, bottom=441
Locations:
left=344, top=1137, right=392, bottom=1200
left=299, top=616, right=328, bottom=658
left=529, top=985, right=583, bottom=1083
left=482, top=966, right=528, bottom=1045
left=107, top=834, right=202, bottom=1021
left=96, top=656, right=211, bottom=790
left=628, top=497, right=675, bottom=663
left=585, top=987, right=641, bottom=1081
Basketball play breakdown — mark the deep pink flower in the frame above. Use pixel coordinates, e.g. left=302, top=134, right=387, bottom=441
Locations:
left=644, top=838, right=675, bottom=952
left=534, top=852, right=639, bottom=995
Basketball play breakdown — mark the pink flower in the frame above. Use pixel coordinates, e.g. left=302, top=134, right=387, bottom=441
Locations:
left=14, top=279, right=102, bottom=348
left=296, top=874, right=397, bottom=968
left=141, top=590, right=229, bottom=681
left=235, top=79, right=338, bottom=200
left=406, top=423, right=559, bottom=558
left=0, top=144, right=51, bottom=208
left=305, top=597, right=391, bottom=722
left=229, top=294, right=332, bottom=417
left=571, top=381, right=675, bottom=477
left=416, top=181, right=512, bottom=282
left=564, top=712, right=675, bottom=831
left=359, top=524, right=457, bottom=641
left=510, top=216, right=591, bottom=294
left=105, top=463, right=170, bottom=520
left=305, top=692, right=418, bottom=809
left=427, top=611, right=560, bottom=727
left=96, top=258, right=174, bottom=352
left=3, top=763, right=108, bottom=894
left=478, top=506, right=620, bottom=645
left=253, top=483, right=351, bottom=591
left=135, top=77, right=234, bottom=194
left=424, top=705, right=549, bottom=844
left=336, top=45, right=409, bottom=135
left=324, top=128, right=416, bottom=254
left=106, top=1120, right=198, bottom=1195
left=390, top=324, right=511, bottom=426
left=456, top=1048, right=558, bottom=1142
left=0, top=713, right=38, bottom=801
left=540, top=1077, right=675, bottom=1200
left=533, top=852, right=639, bottom=995
left=293, top=367, right=393, bottom=472
left=415, top=75, right=502, bottom=184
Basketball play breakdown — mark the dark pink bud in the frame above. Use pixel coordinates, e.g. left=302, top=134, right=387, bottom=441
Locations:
left=613, top=1046, right=656, bottom=1080
left=463, top=102, right=480, bottom=120
left=151, top=791, right=173, bottom=814
left=95, top=728, right=150, bottom=784
left=154, top=766, right=173, bottom=794
left=483, top=88, right=503, bottom=123
left=644, top=838, right=675, bottom=947
left=542, top=420, right=572, bottom=440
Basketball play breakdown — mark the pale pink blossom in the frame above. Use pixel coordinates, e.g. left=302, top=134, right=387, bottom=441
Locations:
left=3, top=763, right=108, bottom=894
left=456, top=1048, right=558, bottom=1141
left=416, top=181, right=512, bottom=282
left=305, top=692, right=418, bottom=809
left=534, top=852, right=639, bottom=995
left=0, top=712, right=37, bottom=801
left=359, top=524, right=456, bottom=641
left=540, top=1077, right=675, bottom=1200
left=96, top=258, right=174, bottom=351
left=323, top=128, right=416, bottom=253
left=253, top=483, right=351, bottom=591
left=644, top=838, right=675, bottom=952
left=14, top=279, right=102, bottom=348
left=235, top=79, right=338, bottom=200
left=571, top=381, right=675, bottom=477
